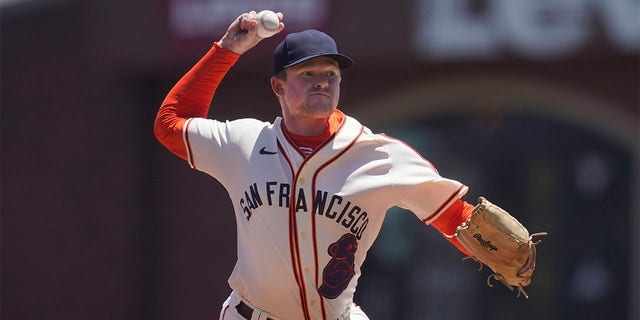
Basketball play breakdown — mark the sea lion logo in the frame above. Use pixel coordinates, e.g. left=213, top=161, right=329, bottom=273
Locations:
left=318, top=233, right=358, bottom=299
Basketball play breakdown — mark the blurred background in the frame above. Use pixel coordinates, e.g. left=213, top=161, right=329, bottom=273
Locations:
left=2, top=0, right=638, bottom=319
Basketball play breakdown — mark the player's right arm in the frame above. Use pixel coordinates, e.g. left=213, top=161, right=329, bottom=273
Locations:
left=153, top=43, right=240, bottom=160
left=153, top=11, right=284, bottom=159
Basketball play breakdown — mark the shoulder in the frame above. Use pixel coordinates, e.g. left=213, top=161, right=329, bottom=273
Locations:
left=186, top=117, right=275, bottom=144
left=342, top=115, right=406, bottom=150
left=358, top=124, right=438, bottom=169
left=189, top=117, right=272, bottom=132
left=356, top=124, right=412, bottom=151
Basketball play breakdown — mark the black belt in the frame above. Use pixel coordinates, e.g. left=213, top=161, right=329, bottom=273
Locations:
left=235, top=301, right=274, bottom=320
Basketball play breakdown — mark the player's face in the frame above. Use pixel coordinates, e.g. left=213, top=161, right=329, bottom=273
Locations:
left=272, top=57, right=342, bottom=121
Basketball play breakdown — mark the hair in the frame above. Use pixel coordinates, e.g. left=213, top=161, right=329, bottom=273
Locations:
left=274, top=56, right=341, bottom=81
left=274, top=69, right=287, bottom=80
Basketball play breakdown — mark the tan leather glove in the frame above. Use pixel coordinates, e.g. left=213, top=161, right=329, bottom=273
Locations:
left=447, top=197, right=547, bottom=298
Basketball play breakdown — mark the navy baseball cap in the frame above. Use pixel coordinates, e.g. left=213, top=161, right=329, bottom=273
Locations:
left=273, top=29, right=354, bottom=75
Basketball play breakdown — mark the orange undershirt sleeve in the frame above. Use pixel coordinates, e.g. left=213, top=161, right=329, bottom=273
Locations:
left=430, top=199, right=475, bottom=256
left=154, top=42, right=240, bottom=160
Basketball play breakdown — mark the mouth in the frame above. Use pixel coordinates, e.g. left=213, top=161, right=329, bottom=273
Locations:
left=309, top=92, right=331, bottom=97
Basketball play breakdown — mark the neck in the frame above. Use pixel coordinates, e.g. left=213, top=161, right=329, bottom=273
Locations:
left=282, top=116, right=330, bottom=137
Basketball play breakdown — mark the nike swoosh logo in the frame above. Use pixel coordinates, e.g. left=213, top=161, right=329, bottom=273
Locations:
left=259, top=147, right=278, bottom=155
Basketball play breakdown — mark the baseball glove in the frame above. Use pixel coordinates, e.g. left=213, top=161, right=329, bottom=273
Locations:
left=447, top=197, right=547, bottom=298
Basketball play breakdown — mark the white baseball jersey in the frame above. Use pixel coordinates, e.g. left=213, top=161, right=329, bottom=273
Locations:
left=183, top=114, right=467, bottom=320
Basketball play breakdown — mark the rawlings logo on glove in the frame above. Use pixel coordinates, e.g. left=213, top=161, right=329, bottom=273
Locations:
left=447, top=197, right=547, bottom=298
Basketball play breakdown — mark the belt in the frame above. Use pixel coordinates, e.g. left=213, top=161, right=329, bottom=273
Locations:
left=235, top=301, right=274, bottom=320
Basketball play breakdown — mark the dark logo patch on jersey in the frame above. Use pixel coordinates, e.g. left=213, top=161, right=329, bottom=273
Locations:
left=259, top=147, right=278, bottom=155
left=319, top=233, right=358, bottom=299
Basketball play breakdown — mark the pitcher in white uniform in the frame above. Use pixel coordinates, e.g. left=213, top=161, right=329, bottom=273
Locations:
left=155, top=11, right=482, bottom=320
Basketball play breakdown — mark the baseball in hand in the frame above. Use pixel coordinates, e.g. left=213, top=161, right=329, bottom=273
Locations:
left=255, top=10, right=280, bottom=38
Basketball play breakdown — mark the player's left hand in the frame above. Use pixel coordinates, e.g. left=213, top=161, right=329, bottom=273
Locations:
left=448, top=197, right=547, bottom=298
left=219, top=11, right=284, bottom=54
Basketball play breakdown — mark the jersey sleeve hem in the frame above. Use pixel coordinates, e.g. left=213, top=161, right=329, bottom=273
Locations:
left=422, top=184, right=469, bottom=224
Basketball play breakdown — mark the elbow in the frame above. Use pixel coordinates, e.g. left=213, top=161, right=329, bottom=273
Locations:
left=153, top=102, right=189, bottom=160
left=153, top=103, right=177, bottom=141
left=153, top=115, right=165, bottom=141
left=153, top=111, right=168, bottom=144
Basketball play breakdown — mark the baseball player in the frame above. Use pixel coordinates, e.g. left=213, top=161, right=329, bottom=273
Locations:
left=154, top=11, right=543, bottom=320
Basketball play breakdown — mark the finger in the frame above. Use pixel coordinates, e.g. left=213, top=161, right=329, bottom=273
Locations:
left=238, top=12, right=248, bottom=31
left=238, top=12, right=247, bottom=31
left=275, top=12, right=285, bottom=34
left=241, top=11, right=257, bottom=31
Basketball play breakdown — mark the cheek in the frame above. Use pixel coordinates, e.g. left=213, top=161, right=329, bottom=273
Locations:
left=332, top=82, right=341, bottom=97
left=331, top=78, right=341, bottom=91
left=287, top=81, right=309, bottom=94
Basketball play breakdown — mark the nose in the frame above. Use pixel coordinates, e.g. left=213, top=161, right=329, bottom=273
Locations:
left=314, top=77, right=330, bottom=89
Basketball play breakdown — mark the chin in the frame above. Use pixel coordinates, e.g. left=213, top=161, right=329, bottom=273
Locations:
left=304, top=105, right=337, bottom=117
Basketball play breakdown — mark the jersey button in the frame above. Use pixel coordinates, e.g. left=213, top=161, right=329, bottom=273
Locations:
left=300, top=231, right=307, bottom=238
left=298, top=177, right=306, bottom=184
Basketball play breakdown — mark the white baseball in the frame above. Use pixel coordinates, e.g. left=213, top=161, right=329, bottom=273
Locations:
left=255, top=10, right=280, bottom=38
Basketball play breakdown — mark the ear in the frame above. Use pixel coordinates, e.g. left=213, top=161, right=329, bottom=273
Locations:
left=270, top=76, right=285, bottom=96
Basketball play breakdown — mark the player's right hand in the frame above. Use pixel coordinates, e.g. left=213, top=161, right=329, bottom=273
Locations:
left=218, top=11, right=284, bottom=54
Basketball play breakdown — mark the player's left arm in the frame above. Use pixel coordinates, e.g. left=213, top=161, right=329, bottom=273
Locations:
left=429, top=199, right=474, bottom=255
left=393, top=138, right=547, bottom=296
left=381, top=135, right=473, bottom=255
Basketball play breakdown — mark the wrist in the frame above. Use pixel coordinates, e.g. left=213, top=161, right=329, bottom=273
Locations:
left=217, top=36, right=247, bottom=55
left=213, top=42, right=243, bottom=60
